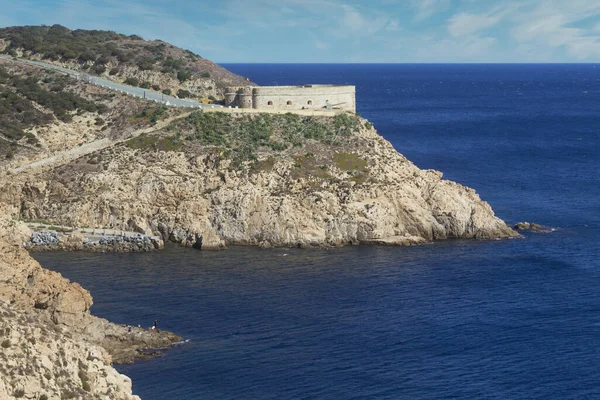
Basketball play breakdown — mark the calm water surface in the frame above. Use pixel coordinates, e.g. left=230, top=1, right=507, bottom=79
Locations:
left=35, top=64, right=600, bottom=399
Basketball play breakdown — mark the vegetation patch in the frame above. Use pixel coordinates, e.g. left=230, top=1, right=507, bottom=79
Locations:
left=125, top=134, right=183, bottom=151
left=131, top=105, right=168, bottom=126
left=0, top=65, right=107, bottom=143
left=252, top=156, right=276, bottom=173
left=167, top=111, right=362, bottom=167
left=333, top=152, right=369, bottom=184
left=0, top=25, right=237, bottom=99
left=333, top=152, right=367, bottom=172
left=291, top=154, right=332, bottom=182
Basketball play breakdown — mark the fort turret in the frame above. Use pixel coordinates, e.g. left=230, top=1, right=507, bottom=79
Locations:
left=238, top=87, right=254, bottom=109
left=224, top=88, right=238, bottom=107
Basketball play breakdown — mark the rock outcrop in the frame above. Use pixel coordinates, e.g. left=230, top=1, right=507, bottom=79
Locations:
left=24, top=230, right=163, bottom=252
left=0, top=302, right=140, bottom=400
left=10, top=116, right=518, bottom=249
left=0, top=210, right=181, bottom=398
left=513, top=222, right=553, bottom=233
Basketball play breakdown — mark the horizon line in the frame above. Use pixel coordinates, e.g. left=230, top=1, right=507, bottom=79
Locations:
left=218, top=62, right=600, bottom=65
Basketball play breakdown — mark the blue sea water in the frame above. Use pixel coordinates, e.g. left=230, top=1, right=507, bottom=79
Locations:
left=34, top=64, right=600, bottom=399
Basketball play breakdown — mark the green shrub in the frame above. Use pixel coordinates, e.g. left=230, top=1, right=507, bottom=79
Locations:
left=92, top=64, right=106, bottom=74
left=0, top=67, right=107, bottom=135
left=162, top=88, right=171, bottom=95
left=177, top=70, right=192, bottom=83
left=177, top=89, right=192, bottom=98
left=134, top=106, right=168, bottom=125
left=165, top=112, right=362, bottom=168
left=138, top=57, right=155, bottom=71
left=124, top=77, right=139, bottom=86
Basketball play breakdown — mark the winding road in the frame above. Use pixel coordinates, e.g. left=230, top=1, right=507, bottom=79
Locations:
left=0, top=54, right=226, bottom=109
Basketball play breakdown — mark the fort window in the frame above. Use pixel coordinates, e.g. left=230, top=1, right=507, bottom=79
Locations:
left=307, top=100, right=313, bottom=105
left=267, top=101, right=273, bottom=106
left=286, top=100, right=292, bottom=105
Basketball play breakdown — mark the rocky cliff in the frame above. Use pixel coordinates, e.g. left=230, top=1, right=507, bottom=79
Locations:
left=0, top=302, right=140, bottom=400
left=0, top=209, right=181, bottom=398
left=8, top=111, right=517, bottom=249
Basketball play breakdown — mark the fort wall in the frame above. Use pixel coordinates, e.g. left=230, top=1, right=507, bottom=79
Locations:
left=202, top=107, right=341, bottom=117
left=224, top=84, right=356, bottom=113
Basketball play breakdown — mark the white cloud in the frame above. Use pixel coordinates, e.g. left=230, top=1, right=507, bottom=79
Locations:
left=314, top=39, right=328, bottom=50
left=336, top=4, right=395, bottom=37
left=386, top=19, right=400, bottom=32
left=447, top=12, right=500, bottom=37
left=510, top=1, right=600, bottom=60
left=411, top=0, right=451, bottom=20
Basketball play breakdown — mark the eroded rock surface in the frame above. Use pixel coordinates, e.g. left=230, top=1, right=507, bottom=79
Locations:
left=10, top=117, right=518, bottom=249
left=0, top=212, right=181, bottom=398
left=0, top=302, right=140, bottom=400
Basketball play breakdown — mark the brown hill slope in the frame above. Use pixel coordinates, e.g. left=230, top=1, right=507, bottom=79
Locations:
left=0, top=24, right=252, bottom=100
left=0, top=57, right=185, bottom=162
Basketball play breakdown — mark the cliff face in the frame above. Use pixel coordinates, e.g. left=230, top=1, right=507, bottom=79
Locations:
left=0, top=210, right=181, bottom=398
left=0, top=302, right=140, bottom=400
left=11, top=113, right=517, bottom=249
left=0, top=218, right=181, bottom=361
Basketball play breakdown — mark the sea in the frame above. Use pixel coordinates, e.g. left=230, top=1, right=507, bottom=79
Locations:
left=34, top=64, right=600, bottom=399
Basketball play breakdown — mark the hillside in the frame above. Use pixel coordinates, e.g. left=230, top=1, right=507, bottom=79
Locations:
left=0, top=57, right=185, bottom=163
left=0, top=46, right=517, bottom=248
left=0, top=24, right=252, bottom=101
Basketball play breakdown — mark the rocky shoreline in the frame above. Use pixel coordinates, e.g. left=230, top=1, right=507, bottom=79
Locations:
left=0, top=212, right=181, bottom=399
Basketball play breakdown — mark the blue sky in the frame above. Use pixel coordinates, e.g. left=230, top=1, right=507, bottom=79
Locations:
left=1, top=0, right=599, bottom=63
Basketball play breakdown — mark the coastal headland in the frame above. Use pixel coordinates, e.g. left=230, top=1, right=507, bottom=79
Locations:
left=0, top=25, right=518, bottom=398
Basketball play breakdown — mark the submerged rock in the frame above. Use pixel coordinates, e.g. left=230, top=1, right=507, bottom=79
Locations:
left=513, top=222, right=553, bottom=233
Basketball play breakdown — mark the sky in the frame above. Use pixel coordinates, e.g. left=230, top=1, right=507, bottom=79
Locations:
left=0, top=0, right=599, bottom=63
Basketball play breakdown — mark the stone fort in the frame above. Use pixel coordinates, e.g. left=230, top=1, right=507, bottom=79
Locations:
left=224, top=84, right=356, bottom=113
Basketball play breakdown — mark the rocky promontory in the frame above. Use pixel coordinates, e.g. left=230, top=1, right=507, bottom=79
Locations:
left=0, top=210, right=181, bottom=398
left=8, top=112, right=518, bottom=249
